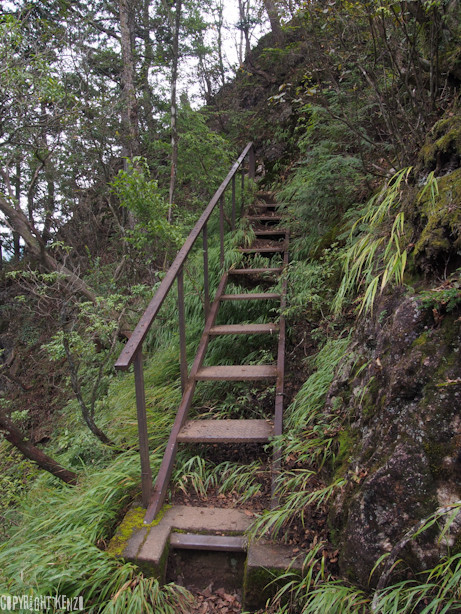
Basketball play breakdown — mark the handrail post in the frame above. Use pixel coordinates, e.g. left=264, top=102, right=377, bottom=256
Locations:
left=231, top=175, right=236, bottom=230
left=249, top=145, right=255, bottom=180
left=240, top=163, right=245, bottom=218
left=203, top=223, right=210, bottom=321
left=177, top=267, right=187, bottom=392
left=133, top=349, right=152, bottom=508
left=219, top=193, right=225, bottom=269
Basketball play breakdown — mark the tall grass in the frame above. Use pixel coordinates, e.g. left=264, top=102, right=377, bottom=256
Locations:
left=0, top=454, right=192, bottom=612
left=333, top=168, right=439, bottom=315
left=249, top=336, right=350, bottom=540
left=0, top=177, right=271, bottom=610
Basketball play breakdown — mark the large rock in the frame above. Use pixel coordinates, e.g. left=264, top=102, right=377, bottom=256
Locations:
left=328, top=291, right=461, bottom=587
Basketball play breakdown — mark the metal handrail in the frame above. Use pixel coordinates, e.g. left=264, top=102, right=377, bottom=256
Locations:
left=114, top=142, right=255, bottom=507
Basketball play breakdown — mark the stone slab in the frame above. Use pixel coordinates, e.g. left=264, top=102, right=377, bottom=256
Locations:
left=118, top=505, right=252, bottom=566
left=244, top=540, right=304, bottom=610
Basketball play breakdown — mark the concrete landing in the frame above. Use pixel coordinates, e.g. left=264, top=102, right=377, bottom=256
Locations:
left=108, top=505, right=305, bottom=609
left=108, top=505, right=252, bottom=579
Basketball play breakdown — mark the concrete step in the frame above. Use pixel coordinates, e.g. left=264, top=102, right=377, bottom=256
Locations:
left=195, top=365, right=277, bottom=381
left=170, top=533, right=247, bottom=551
left=177, top=419, right=273, bottom=443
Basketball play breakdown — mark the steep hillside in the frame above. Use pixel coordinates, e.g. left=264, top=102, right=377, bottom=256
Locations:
left=208, top=0, right=461, bottom=606
left=1, top=1, right=461, bottom=612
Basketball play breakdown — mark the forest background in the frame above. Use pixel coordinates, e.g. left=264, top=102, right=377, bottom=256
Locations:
left=1, top=0, right=461, bottom=612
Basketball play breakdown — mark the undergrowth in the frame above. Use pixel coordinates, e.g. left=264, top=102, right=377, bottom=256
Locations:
left=260, top=501, right=461, bottom=614
left=0, top=176, right=281, bottom=609
left=249, top=336, right=351, bottom=541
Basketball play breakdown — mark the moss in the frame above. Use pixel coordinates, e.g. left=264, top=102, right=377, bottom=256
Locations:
left=423, top=441, right=454, bottom=479
left=333, top=428, right=359, bottom=480
left=107, top=504, right=170, bottom=557
left=413, top=167, right=461, bottom=268
left=243, top=561, right=302, bottom=610
left=419, top=115, right=461, bottom=169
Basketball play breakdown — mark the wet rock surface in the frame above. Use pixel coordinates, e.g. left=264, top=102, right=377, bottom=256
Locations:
left=328, top=291, right=461, bottom=587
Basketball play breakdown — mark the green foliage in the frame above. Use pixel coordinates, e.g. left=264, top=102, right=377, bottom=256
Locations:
left=111, top=158, right=181, bottom=253
left=262, top=501, right=461, bottom=613
left=0, top=454, right=192, bottom=613
left=176, top=105, right=235, bottom=207
left=418, top=268, right=461, bottom=314
left=279, top=109, right=364, bottom=251
left=173, top=455, right=264, bottom=503
left=249, top=336, right=351, bottom=540
left=285, top=246, right=341, bottom=321
left=334, top=167, right=417, bottom=314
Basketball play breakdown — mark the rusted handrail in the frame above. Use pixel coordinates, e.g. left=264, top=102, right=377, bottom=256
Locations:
left=114, top=142, right=255, bottom=507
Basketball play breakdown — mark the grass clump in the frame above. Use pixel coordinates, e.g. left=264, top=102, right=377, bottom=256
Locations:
left=333, top=168, right=439, bottom=315
left=0, top=453, right=192, bottom=612
left=249, top=336, right=351, bottom=541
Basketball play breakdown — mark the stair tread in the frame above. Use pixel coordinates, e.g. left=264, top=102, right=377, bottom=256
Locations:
left=195, top=365, right=278, bottom=381
left=209, top=323, right=279, bottom=334
left=170, top=533, right=247, bottom=551
left=239, top=246, right=285, bottom=253
left=254, top=229, right=288, bottom=236
left=220, top=292, right=281, bottom=301
left=229, top=267, right=283, bottom=275
left=177, top=419, right=274, bottom=443
left=247, top=215, right=283, bottom=221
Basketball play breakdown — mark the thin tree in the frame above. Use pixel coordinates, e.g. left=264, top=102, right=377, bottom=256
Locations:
left=119, top=0, right=140, bottom=160
left=0, top=410, right=77, bottom=485
left=168, top=0, right=182, bottom=222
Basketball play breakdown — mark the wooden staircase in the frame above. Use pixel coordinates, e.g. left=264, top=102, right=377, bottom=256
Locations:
left=143, top=195, right=288, bottom=524
left=114, top=145, right=289, bottom=548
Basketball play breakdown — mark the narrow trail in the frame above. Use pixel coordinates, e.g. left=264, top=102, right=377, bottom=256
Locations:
left=112, top=147, right=301, bottom=610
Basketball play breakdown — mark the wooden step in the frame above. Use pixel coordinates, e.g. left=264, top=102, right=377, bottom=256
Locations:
left=229, top=267, right=283, bottom=275
left=255, top=191, right=276, bottom=203
left=177, top=419, right=273, bottom=443
left=254, top=229, right=287, bottom=237
left=209, top=323, right=279, bottom=335
left=170, top=533, right=247, bottom=552
left=220, top=293, right=281, bottom=301
left=253, top=203, right=280, bottom=209
left=247, top=215, right=283, bottom=222
left=239, top=246, right=285, bottom=253
left=195, top=365, right=277, bottom=381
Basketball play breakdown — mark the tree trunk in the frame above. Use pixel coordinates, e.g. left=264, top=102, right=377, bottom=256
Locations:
left=0, top=192, right=97, bottom=303
left=63, top=333, right=115, bottom=447
left=216, top=0, right=226, bottom=87
left=168, top=0, right=182, bottom=223
left=238, top=0, right=251, bottom=60
left=13, top=162, right=21, bottom=261
left=0, top=190, right=132, bottom=338
left=119, top=0, right=140, bottom=159
left=0, top=409, right=77, bottom=485
left=263, top=0, right=283, bottom=43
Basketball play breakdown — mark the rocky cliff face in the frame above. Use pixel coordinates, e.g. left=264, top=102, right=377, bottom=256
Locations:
left=328, top=289, right=461, bottom=586
left=326, top=116, right=461, bottom=587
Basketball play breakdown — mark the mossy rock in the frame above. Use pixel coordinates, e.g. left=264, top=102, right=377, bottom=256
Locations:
left=419, top=114, right=461, bottom=171
left=413, top=167, right=461, bottom=271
